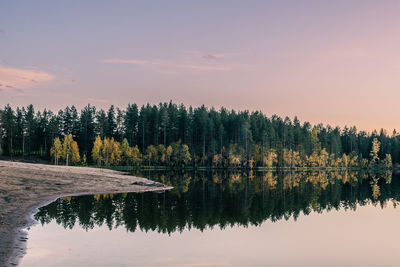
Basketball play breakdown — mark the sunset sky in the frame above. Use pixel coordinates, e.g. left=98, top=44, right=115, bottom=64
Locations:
left=1, top=1, right=399, bottom=132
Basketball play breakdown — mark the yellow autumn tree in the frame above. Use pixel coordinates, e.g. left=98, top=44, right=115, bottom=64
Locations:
left=318, top=149, right=329, bottom=167
left=383, top=154, right=392, bottom=168
left=307, top=151, right=319, bottom=167
left=229, top=153, right=241, bottom=168
left=264, top=149, right=278, bottom=169
left=98, top=137, right=121, bottom=166
left=328, top=153, right=338, bottom=167
left=213, top=154, right=223, bottom=167
left=348, top=153, right=358, bottom=168
left=180, top=144, right=191, bottom=165
left=158, top=144, right=166, bottom=164
left=145, top=145, right=158, bottom=166
left=282, top=148, right=302, bottom=168
left=110, top=139, right=121, bottom=165
left=228, top=144, right=242, bottom=168
left=102, top=137, right=113, bottom=166
left=341, top=153, right=349, bottom=168
left=264, top=172, right=277, bottom=189
left=61, top=134, right=80, bottom=165
left=132, top=145, right=142, bottom=166
left=120, top=138, right=132, bottom=165
left=369, top=138, right=380, bottom=165
left=166, top=145, right=173, bottom=165
left=50, top=137, right=62, bottom=165
left=92, top=136, right=103, bottom=166
left=71, top=141, right=81, bottom=164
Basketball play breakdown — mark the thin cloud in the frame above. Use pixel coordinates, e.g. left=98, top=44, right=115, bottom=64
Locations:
left=86, top=98, right=108, bottom=104
left=183, top=50, right=243, bottom=59
left=103, top=58, right=233, bottom=73
left=0, top=29, right=4, bottom=34
left=103, top=59, right=162, bottom=66
left=202, top=54, right=224, bottom=60
left=0, top=65, right=55, bottom=90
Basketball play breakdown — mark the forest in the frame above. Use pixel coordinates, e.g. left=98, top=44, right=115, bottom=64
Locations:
left=0, top=102, right=397, bottom=169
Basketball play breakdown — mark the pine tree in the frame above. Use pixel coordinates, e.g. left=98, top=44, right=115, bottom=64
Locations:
left=1, top=105, right=15, bottom=157
left=124, top=104, right=138, bottom=145
left=106, top=105, right=116, bottom=138
left=79, top=104, right=96, bottom=162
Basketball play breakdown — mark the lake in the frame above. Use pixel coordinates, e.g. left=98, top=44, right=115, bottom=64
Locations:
left=19, top=170, right=400, bottom=267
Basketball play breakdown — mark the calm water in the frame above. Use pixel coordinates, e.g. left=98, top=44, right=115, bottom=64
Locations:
left=19, top=170, right=400, bottom=267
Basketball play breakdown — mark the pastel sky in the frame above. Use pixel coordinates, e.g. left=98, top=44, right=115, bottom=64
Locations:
left=1, top=0, right=399, bottom=132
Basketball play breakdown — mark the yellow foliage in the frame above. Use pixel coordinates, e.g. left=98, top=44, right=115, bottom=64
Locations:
left=264, top=149, right=277, bottom=168
left=264, top=172, right=277, bottom=188
left=60, top=134, right=80, bottom=165
left=50, top=137, right=62, bottom=165
left=92, top=136, right=103, bottom=165
left=213, top=154, right=222, bottom=167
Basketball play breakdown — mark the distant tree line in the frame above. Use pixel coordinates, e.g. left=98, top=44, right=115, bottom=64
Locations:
left=0, top=102, right=397, bottom=168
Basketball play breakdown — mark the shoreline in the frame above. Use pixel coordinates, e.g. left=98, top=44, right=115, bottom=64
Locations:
left=0, top=161, right=171, bottom=267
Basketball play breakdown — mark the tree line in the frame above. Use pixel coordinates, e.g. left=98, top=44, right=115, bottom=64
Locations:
left=0, top=102, right=397, bottom=168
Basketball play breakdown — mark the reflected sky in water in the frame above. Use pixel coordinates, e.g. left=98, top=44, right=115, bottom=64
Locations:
left=20, top=170, right=400, bottom=267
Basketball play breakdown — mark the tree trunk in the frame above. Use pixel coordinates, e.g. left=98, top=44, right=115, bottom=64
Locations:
left=22, top=134, right=25, bottom=159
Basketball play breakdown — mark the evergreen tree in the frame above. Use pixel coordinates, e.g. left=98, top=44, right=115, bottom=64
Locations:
left=79, top=104, right=96, bottom=162
left=106, top=105, right=116, bottom=138
left=1, top=105, right=15, bottom=157
left=124, top=103, right=138, bottom=145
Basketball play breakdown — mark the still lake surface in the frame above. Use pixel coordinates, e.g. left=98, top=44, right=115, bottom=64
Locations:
left=20, top=170, right=400, bottom=267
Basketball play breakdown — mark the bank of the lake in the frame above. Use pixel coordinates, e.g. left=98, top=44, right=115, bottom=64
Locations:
left=0, top=160, right=171, bottom=267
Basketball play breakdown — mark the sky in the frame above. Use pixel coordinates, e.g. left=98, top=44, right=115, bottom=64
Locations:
left=0, top=0, right=399, bottom=132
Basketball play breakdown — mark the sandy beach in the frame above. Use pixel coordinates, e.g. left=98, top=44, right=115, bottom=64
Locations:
left=0, top=160, right=170, bottom=267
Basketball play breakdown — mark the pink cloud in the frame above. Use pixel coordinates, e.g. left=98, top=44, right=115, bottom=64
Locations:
left=0, top=29, right=4, bottom=34
left=177, top=63, right=232, bottom=71
left=86, top=98, right=108, bottom=104
left=0, top=65, right=55, bottom=90
left=103, top=58, right=233, bottom=73
left=202, top=54, right=224, bottom=60
left=103, top=59, right=162, bottom=66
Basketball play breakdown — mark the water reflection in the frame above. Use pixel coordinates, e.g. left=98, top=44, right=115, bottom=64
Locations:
left=34, top=170, right=398, bottom=234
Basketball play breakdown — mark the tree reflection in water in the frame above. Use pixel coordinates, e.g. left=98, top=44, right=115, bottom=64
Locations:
left=34, top=170, right=399, bottom=234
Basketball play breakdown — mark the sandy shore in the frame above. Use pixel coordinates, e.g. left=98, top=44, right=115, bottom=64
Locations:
left=0, top=160, right=171, bottom=267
